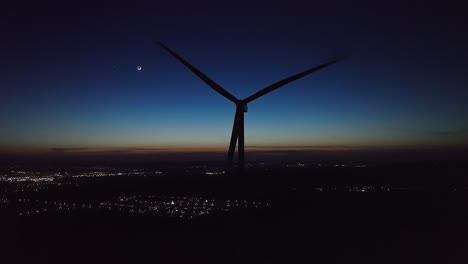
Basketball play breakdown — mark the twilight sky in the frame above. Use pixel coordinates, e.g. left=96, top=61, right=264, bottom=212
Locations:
left=1, top=1, right=468, bottom=158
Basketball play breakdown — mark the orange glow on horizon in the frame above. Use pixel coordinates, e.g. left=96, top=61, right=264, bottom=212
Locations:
left=1, top=142, right=467, bottom=156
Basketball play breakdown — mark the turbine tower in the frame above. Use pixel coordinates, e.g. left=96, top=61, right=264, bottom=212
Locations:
left=159, top=42, right=342, bottom=171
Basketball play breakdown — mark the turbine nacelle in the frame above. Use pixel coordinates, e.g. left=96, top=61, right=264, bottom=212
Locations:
left=231, top=99, right=248, bottom=112
left=237, top=102, right=248, bottom=112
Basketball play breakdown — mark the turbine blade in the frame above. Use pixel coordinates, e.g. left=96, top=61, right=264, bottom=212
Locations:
left=243, top=58, right=343, bottom=103
left=158, top=42, right=238, bottom=103
left=228, top=109, right=241, bottom=161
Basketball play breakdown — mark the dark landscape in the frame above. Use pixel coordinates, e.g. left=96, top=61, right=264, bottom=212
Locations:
left=1, top=161, right=467, bottom=263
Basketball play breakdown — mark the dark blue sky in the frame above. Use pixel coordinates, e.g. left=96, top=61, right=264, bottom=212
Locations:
left=1, top=1, right=467, bottom=156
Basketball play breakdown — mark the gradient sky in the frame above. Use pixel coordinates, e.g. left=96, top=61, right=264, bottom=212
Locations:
left=1, top=1, right=468, bottom=157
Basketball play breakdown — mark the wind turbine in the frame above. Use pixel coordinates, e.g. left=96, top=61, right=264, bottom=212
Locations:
left=159, top=42, right=342, bottom=170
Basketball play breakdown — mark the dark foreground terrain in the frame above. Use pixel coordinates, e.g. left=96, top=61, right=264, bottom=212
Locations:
left=1, top=163, right=467, bottom=263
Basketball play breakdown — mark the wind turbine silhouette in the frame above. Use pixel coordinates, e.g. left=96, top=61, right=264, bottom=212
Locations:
left=159, top=42, right=342, bottom=171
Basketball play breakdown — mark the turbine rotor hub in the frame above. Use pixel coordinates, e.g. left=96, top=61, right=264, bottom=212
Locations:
left=236, top=101, right=248, bottom=112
